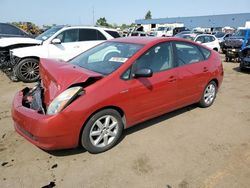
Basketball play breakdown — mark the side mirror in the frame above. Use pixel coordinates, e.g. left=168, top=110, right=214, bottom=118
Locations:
left=133, top=68, right=153, bottom=78
left=196, top=41, right=202, bottom=44
left=51, top=38, right=61, bottom=44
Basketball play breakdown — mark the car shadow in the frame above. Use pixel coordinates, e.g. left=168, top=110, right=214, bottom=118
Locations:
left=118, top=104, right=197, bottom=144
left=47, top=104, right=197, bottom=156
left=233, top=67, right=250, bottom=74
left=46, top=147, right=87, bottom=157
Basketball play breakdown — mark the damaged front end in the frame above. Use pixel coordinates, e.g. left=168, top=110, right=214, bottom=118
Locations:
left=0, top=43, right=39, bottom=81
left=22, top=81, right=45, bottom=114
left=239, top=47, right=250, bottom=70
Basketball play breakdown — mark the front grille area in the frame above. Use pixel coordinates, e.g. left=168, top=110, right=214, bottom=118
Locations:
left=22, top=82, right=45, bottom=114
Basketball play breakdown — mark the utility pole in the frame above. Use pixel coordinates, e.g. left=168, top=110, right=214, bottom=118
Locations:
left=92, top=6, right=95, bottom=26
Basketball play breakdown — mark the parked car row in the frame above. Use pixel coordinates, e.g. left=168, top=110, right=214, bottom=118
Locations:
left=0, top=25, right=120, bottom=82
left=220, top=28, right=250, bottom=62
left=175, top=33, right=221, bottom=52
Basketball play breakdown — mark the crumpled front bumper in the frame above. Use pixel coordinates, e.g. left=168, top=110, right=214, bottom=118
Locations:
left=11, top=87, right=80, bottom=150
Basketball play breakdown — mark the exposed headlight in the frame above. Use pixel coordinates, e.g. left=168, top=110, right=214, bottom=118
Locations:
left=47, top=86, right=83, bottom=115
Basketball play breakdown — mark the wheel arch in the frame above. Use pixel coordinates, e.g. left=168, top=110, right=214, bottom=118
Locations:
left=78, top=105, right=126, bottom=146
left=19, top=56, right=40, bottom=62
left=210, top=78, right=219, bottom=87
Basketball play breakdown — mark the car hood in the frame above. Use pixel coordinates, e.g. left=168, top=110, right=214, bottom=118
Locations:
left=39, top=58, right=103, bottom=106
left=224, top=36, right=245, bottom=48
left=0, top=37, right=41, bottom=47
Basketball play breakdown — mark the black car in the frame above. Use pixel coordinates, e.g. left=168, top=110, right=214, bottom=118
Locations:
left=239, top=46, right=250, bottom=71
left=0, top=23, right=30, bottom=38
left=222, top=29, right=250, bottom=62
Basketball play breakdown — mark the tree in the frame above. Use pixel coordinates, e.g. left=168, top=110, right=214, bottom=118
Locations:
left=145, top=10, right=152, bottom=20
left=96, top=17, right=109, bottom=27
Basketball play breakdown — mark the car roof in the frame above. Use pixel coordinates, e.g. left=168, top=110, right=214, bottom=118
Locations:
left=109, top=36, right=194, bottom=45
left=109, top=37, right=167, bottom=45
left=61, top=25, right=117, bottom=31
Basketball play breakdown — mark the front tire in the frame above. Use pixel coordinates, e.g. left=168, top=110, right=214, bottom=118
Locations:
left=81, top=109, right=123, bottom=154
left=198, top=81, right=217, bottom=108
left=15, top=58, right=39, bottom=83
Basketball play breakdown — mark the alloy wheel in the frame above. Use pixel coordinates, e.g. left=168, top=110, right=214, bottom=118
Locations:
left=204, top=83, right=216, bottom=105
left=20, top=60, right=39, bottom=81
left=89, top=115, right=119, bottom=148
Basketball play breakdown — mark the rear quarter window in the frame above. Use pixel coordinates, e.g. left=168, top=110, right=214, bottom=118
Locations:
left=199, top=46, right=211, bottom=59
left=105, top=30, right=120, bottom=38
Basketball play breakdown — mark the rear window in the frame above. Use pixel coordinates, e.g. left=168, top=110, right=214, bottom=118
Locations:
left=105, top=30, right=120, bottom=38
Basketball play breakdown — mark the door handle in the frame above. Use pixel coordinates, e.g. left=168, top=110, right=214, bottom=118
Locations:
left=203, top=67, right=208, bottom=72
left=74, top=45, right=80, bottom=48
left=168, top=75, right=177, bottom=82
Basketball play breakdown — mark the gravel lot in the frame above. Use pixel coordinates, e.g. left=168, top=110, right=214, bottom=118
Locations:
left=0, top=55, right=250, bottom=188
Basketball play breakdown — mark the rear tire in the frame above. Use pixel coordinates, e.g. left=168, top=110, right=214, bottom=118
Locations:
left=198, top=81, right=217, bottom=108
left=15, top=58, right=39, bottom=83
left=81, top=109, right=123, bottom=154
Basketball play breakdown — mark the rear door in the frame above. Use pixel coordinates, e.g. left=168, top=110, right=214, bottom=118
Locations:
left=173, top=42, right=210, bottom=107
left=78, top=29, right=107, bottom=53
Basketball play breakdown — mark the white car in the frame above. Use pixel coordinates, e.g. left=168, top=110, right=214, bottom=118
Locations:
left=181, top=33, right=221, bottom=52
left=9, top=26, right=120, bottom=82
left=151, top=27, right=171, bottom=37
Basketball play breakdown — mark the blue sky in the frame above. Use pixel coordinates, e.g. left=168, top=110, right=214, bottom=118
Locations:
left=0, top=0, right=249, bottom=26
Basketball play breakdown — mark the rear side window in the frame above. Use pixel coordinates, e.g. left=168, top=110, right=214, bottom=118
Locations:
left=174, top=42, right=204, bottom=65
left=105, top=30, right=120, bottom=38
left=79, top=29, right=106, bottom=41
left=199, top=46, right=211, bottom=59
left=209, top=36, right=215, bottom=42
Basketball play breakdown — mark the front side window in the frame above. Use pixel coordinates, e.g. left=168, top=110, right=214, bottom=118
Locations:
left=70, top=42, right=143, bottom=75
left=133, top=42, right=174, bottom=73
left=209, top=36, right=215, bottom=42
left=175, top=42, right=204, bottom=65
left=56, top=29, right=79, bottom=43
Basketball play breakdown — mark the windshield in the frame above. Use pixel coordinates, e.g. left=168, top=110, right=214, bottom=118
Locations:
left=70, top=42, right=143, bottom=75
left=36, top=26, right=63, bottom=41
left=233, top=30, right=247, bottom=37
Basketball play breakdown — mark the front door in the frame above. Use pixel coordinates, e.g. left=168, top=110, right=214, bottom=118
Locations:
left=47, top=28, right=83, bottom=61
left=124, top=42, right=178, bottom=125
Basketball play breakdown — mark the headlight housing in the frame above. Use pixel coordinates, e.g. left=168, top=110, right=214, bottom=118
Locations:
left=47, top=86, right=83, bottom=115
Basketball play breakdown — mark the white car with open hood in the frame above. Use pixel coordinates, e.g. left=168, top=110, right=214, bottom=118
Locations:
left=8, top=26, right=120, bottom=82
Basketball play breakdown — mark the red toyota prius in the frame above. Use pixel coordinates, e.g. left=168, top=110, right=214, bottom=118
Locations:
left=12, top=37, right=223, bottom=153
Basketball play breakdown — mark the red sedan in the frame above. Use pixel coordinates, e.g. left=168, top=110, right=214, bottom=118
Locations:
left=12, top=37, right=223, bottom=153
